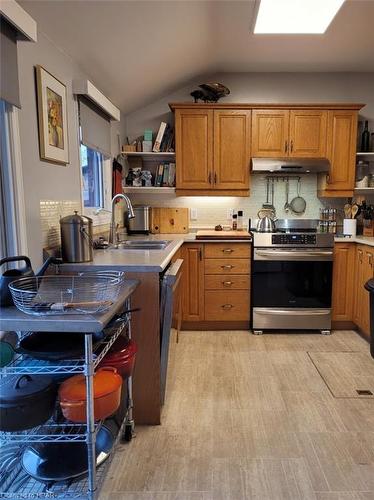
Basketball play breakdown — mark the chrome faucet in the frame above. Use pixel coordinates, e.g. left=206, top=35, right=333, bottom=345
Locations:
left=109, top=194, right=135, bottom=244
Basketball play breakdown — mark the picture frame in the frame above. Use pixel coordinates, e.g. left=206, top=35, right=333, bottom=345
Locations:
left=35, top=65, right=69, bottom=165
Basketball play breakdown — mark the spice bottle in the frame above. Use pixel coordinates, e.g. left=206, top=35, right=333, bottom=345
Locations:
left=232, top=214, right=238, bottom=230
left=237, top=210, right=243, bottom=230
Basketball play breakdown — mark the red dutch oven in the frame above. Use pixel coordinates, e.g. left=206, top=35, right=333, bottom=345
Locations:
left=98, top=336, right=137, bottom=380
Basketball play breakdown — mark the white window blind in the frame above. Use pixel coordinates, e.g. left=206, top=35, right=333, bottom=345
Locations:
left=78, top=97, right=111, bottom=158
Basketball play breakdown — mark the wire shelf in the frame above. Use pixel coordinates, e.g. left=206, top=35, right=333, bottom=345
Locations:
left=0, top=404, right=129, bottom=499
left=0, top=421, right=103, bottom=444
left=0, top=315, right=129, bottom=376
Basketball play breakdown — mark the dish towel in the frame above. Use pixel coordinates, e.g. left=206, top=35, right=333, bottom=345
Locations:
left=112, top=158, right=123, bottom=202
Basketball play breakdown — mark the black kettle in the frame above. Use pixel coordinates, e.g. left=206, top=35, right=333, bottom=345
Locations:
left=0, top=256, right=61, bottom=307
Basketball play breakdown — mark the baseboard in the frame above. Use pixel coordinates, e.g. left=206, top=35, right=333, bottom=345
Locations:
left=181, top=321, right=250, bottom=331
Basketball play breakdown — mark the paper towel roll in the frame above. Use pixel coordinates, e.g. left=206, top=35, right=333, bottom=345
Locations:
left=343, top=219, right=357, bottom=237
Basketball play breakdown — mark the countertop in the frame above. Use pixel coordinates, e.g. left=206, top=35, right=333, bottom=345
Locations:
left=334, top=235, right=374, bottom=247
left=0, top=279, right=139, bottom=333
left=63, top=233, right=252, bottom=273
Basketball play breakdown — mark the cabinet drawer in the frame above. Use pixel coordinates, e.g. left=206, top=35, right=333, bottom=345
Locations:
left=204, top=290, right=250, bottom=321
left=205, top=274, right=250, bottom=290
left=204, top=258, right=250, bottom=275
left=204, top=243, right=251, bottom=259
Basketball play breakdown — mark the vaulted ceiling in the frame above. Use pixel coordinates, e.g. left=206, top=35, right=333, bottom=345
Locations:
left=20, top=0, right=374, bottom=114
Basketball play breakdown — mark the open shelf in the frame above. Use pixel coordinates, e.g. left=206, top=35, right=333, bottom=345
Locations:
left=354, top=187, right=374, bottom=195
left=121, top=151, right=175, bottom=158
left=356, top=152, right=374, bottom=157
left=123, top=186, right=175, bottom=194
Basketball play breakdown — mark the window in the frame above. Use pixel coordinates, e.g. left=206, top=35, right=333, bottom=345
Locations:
left=79, top=142, right=112, bottom=223
left=80, top=144, right=104, bottom=209
left=0, top=99, right=27, bottom=259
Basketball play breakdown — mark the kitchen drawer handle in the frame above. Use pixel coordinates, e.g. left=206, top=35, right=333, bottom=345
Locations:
left=222, top=281, right=233, bottom=287
left=222, top=304, right=233, bottom=310
left=222, top=248, right=233, bottom=253
left=221, top=265, right=234, bottom=270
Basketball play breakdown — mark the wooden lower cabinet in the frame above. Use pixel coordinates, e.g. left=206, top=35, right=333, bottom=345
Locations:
left=353, top=244, right=374, bottom=339
left=181, top=242, right=251, bottom=329
left=204, top=290, right=249, bottom=321
left=332, top=243, right=355, bottom=322
left=181, top=244, right=204, bottom=321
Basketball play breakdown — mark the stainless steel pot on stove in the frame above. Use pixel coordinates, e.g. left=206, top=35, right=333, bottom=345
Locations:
left=60, top=212, right=93, bottom=263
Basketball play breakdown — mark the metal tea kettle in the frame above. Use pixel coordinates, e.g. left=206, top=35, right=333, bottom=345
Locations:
left=60, top=212, right=93, bottom=263
left=257, top=216, right=276, bottom=233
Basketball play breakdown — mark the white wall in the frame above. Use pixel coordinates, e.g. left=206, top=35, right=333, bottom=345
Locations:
left=124, top=72, right=374, bottom=227
left=17, top=31, right=126, bottom=268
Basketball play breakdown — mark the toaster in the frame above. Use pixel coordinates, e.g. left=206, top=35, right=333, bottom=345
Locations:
left=126, top=206, right=150, bottom=234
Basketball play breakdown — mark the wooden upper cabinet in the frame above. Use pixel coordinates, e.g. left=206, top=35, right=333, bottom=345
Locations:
left=175, top=108, right=213, bottom=190
left=251, top=110, right=289, bottom=157
left=289, top=110, right=327, bottom=158
left=325, top=110, right=358, bottom=191
left=213, top=110, right=251, bottom=190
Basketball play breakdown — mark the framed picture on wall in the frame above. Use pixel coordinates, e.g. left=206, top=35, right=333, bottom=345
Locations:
left=35, top=65, right=69, bottom=165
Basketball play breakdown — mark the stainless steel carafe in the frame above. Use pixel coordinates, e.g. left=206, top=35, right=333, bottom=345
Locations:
left=60, top=212, right=93, bottom=263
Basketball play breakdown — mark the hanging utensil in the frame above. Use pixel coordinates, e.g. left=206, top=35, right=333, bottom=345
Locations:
left=262, top=178, right=273, bottom=210
left=290, top=178, right=307, bottom=215
left=269, top=178, right=276, bottom=213
left=284, top=178, right=291, bottom=213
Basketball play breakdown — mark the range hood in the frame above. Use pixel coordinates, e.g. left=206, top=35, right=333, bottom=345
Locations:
left=252, top=158, right=330, bottom=173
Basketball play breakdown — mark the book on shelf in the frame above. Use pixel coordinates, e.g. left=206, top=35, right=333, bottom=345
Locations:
left=155, top=164, right=164, bottom=186
left=162, top=164, right=170, bottom=186
left=153, top=122, right=168, bottom=152
left=168, top=162, right=176, bottom=187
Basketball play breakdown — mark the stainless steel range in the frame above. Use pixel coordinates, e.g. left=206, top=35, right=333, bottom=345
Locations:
left=251, top=219, right=334, bottom=335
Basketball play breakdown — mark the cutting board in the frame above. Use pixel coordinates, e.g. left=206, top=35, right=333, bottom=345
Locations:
left=150, top=208, right=189, bottom=234
left=196, top=230, right=252, bottom=240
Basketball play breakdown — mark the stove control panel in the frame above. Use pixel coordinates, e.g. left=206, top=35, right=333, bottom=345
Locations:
left=272, top=234, right=317, bottom=245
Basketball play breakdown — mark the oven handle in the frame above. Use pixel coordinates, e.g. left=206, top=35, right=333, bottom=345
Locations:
left=255, top=309, right=330, bottom=316
left=254, top=249, right=333, bottom=260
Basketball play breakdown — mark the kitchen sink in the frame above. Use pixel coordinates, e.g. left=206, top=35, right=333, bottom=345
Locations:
left=112, top=240, right=172, bottom=250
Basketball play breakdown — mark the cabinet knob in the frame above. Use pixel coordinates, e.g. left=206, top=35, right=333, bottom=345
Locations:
left=222, top=304, right=233, bottom=310
left=285, top=140, right=288, bottom=153
left=222, top=248, right=233, bottom=253
left=222, top=281, right=233, bottom=287
left=208, top=172, right=212, bottom=184
left=290, top=140, right=294, bottom=153
left=221, top=265, right=234, bottom=270
left=214, top=172, right=217, bottom=184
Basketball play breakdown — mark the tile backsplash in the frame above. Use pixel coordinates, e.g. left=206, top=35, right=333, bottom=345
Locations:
left=40, top=200, right=81, bottom=249
left=127, top=174, right=340, bottom=228
left=40, top=200, right=112, bottom=249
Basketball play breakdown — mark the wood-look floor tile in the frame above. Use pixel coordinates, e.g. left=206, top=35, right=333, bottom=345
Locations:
left=101, top=330, right=374, bottom=500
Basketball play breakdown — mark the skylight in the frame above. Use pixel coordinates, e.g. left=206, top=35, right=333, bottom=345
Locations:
left=253, top=0, right=345, bottom=34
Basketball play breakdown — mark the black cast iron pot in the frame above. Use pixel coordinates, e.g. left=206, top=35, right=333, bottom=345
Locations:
left=0, top=374, right=57, bottom=431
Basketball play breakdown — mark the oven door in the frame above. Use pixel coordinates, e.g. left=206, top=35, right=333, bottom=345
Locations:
left=252, top=248, right=333, bottom=309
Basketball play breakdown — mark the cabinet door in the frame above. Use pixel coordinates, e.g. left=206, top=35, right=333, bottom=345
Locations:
left=354, top=246, right=366, bottom=332
left=289, top=110, right=328, bottom=158
left=362, top=248, right=374, bottom=337
left=251, top=110, right=289, bottom=157
left=175, top=108, right=213, bottom=190
left=181, top=244, right=204, bottom=321
left=213, top=110, right=251, bottom=190
left=332, top=244, right=355, bottom=321
left=325, top=110, right=358, bottom=191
